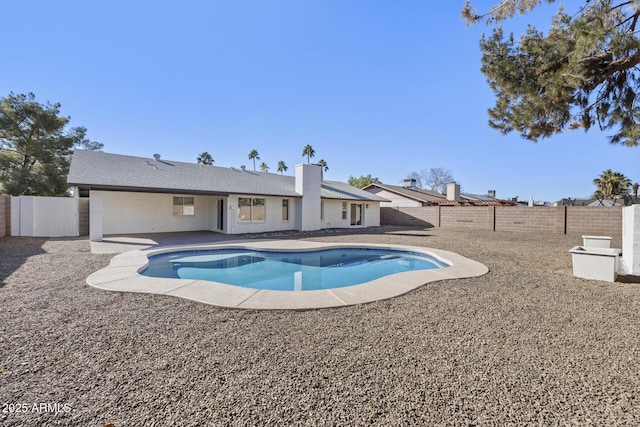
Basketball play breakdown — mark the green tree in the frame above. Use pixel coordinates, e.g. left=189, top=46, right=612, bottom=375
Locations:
left=348, top=174, right=380, bottom=189
left=248, top=149, right=260, bottom=171
left=317, top=159, right=328, bottom=172
left=463, top=1, right=640, bottom=146
left=302, top=144, right=315, bottom=163
left=259, top=161, right=269, bottom=172
left=0, top=92, right=103, bottom=196
left=593, top=169, right=631, bottom=199
left=197, top=151, right=214, bottom=165
left=277, top=160, right=288, bottom=175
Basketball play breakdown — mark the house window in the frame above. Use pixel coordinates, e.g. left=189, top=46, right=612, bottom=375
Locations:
left=252, top=198, right=265, bottom=221
left=238, top=197, right=266, bottom=221
left=173, top=196, right=195, bottom=216
left=320, top=201, right=324, bottom=220
left=282, top=199, right=289, bottom=221
left=341, top=202, right=348, bottom=220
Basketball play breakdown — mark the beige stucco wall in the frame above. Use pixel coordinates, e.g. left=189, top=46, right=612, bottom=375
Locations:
left=226, top=194, right=298, bottom=234
left=366, top=188, right=422, bottom=207
left=96, top=191, right=214, bottom=235
left=92, top=190, right=380, bottom=236
left=321, top=200, right=380, bottom=229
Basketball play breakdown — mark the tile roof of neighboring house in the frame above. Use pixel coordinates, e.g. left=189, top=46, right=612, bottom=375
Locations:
left=361, top=183, right=446, bottom=202
left=68, top=150, right=386, bottom=202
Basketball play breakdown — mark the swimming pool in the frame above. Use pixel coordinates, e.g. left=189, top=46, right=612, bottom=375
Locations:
left=141, top=247, right=450, bottom=291
left=86, top=240, right=488, bottom=309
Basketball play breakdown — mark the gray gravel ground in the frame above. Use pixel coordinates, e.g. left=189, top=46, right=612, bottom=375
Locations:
left=1, top=227, right=639, bottom=426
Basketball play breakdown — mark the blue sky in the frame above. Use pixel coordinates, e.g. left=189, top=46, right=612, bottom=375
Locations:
left=2, top=1, right=636, bottom=202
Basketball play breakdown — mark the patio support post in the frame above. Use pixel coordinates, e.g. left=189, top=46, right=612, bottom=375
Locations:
left=89, top=192, right=103, bottom=242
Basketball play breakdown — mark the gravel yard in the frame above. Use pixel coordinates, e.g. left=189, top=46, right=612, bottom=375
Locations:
left=1, top=227, right=639, bottom=426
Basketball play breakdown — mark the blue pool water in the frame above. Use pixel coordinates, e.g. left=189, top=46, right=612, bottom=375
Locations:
left=141, top=248, right=449, bottom=291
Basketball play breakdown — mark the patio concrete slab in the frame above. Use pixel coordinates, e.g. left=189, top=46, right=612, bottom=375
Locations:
left=85, top=240, right=488, bottom=310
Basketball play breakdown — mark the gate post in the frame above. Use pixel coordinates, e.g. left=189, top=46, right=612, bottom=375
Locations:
left=621, top=205, right=640, bottom=275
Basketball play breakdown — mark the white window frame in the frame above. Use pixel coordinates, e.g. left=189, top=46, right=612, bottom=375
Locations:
left=238, top=197, right=266, bottom=222
left=173, top=196, right=195, bottom=216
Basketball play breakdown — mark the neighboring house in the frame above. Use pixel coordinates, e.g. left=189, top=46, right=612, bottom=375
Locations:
left=363, top=180, right=515, bottom=207
left=67, top=150, right=386, bottom=241
left=361, top=180, right=445, bottom=207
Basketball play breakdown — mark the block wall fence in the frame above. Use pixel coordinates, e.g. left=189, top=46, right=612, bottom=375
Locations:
left=381, top=206, right=622, bottom=236
left=0, top=195, right=10, bottom=237
left=0, top=196, right=623, bottom=238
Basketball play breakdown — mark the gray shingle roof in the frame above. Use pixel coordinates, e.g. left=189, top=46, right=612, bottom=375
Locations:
left=68, top=150, right=386, bottom=202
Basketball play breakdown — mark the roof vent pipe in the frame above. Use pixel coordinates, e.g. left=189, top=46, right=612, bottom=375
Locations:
left=240, top=165, right=246, bottom=171
left=151, top=153, right=161, bottom=169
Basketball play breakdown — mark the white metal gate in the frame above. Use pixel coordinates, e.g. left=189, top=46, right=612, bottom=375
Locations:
left=11, top=196, right=79, bottom=237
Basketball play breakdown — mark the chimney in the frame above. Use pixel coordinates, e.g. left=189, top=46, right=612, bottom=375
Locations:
left=446, top=183, right=460, bottom=201
left=403, top=178, right=417, bottom=189
left=295, top=163, right=322, bottom=231
left=488, top=190, right=496, bottom=198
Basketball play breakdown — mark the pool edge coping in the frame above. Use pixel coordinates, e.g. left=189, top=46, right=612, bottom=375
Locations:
left=86, top=239, right=489, bottom=310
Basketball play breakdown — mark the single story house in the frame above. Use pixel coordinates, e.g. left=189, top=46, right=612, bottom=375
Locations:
left=67, top=150, right=387, bottom=241
left=362, top=180, right=515, bottom=207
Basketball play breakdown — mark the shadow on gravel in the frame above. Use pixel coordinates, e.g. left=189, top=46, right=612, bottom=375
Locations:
left=252, top=226, right=435, bottom=240
left=0, top=237, right=47, bottom=287
left=616, top=274, right=640, bottom=284
left=136, top=226, right=436, bottom=243
left=383, top=231, right=434, bottom=237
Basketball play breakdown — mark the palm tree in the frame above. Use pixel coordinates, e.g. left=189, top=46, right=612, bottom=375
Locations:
left=593, top=169, right=631, bottom=199
left=196, top=151, right=214, bottom=165
left=301, top=144, right=315, bottom=163
left=260, top=162, right=269, bottom=172
left=317, top=159, right=328, bottom=172
left=277, top=160, right=288, bottom=175
left=248, top=149, right=260, bottom=171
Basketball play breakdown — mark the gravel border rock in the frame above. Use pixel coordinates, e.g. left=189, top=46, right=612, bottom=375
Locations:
left=1, top=227, right=639, bottom=426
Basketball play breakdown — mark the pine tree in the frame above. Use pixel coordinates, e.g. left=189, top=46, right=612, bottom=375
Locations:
left=464, top=1, right=640, bottom=146
left=0, top=92, right=103, bottom=195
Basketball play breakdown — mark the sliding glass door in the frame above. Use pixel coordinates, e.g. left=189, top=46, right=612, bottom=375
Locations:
left=350, top=203, right=363, bottom=226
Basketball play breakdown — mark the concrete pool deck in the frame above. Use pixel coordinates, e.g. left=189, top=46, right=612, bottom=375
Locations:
left=86, top=239, right=488, bottom=310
